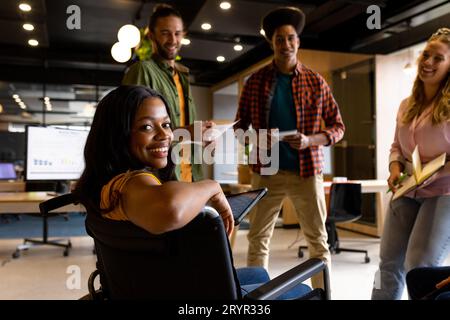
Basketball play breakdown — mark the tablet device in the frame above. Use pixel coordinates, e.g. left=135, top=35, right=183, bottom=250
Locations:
left=226, top=188, right=267, bottom=226
left=277, top=130, right=297, bottom=138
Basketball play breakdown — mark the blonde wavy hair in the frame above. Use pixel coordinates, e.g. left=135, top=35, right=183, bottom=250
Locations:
left=403, top=27, right=450, bottom=125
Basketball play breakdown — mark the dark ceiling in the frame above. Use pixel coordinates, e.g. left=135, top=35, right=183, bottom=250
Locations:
left=0, top=0, right=449, bottom=89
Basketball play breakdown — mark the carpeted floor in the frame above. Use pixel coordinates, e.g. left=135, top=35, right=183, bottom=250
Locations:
left=0, top=213, right=87, bottom=239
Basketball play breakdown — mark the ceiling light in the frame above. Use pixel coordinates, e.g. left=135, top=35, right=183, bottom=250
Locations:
left=14, top=98, right=21, bottom=103
left=23, top=23, right=34, bottom=31
left=111, top=42, right=132, bottom=63
left=12, top=94, right=19, bottom=99
left=28, top=39, right=39, bottom=46
left=233, top=44, right=243, bottom=51
left=44, top=96, right=50, bottom=102
left=201, top=23, right=212, bottom=31
left=220, top=2, right=231, bottom=10
left=19, top=3, right=31, bottom=12
left=260, top=29, right=266, bottom=36
left=117, top=24, right=141, bottom=48
left=181, top=38, right=191, bottom=45
left=216, top=56, right=225, bottom=62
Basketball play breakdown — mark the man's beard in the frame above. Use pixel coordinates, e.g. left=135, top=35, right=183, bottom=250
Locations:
left=154, top=40, right=179, bottom=61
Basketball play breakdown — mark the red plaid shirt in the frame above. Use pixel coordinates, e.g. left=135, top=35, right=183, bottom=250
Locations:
left=235, top=61, right=345, bottom=177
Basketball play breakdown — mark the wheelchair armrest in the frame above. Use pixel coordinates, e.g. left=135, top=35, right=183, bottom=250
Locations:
left=200, top=206, right=219, bottom=219
left=244, top=258, right=330, bottom=300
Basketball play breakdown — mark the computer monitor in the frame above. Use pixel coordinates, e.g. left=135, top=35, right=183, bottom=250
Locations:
left=0, top=162, right=17, bottom=180
left=25, top=126, right=88, bottom=190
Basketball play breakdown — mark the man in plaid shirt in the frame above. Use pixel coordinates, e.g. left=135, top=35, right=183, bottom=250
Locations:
left=234, top=7, right=345, bottom=289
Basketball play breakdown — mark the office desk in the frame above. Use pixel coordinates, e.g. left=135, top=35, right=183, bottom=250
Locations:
left=0, top=181, right=25, bottom=192
left=226, top=180, right=389, bottom=237
left=283, top=180, right=388, bottom=237
left=0, top=192, right=84, bottom=214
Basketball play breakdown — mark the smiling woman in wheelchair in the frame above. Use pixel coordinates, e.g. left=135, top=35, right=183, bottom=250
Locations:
left=74, top=85, right=234, bottom=236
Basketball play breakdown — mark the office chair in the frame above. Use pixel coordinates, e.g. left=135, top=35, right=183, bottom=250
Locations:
left=298, top=183, right=370, bottom=263
left=12, top=191, right=75, bottom=258
left=38, top=193, right=330, bottom=300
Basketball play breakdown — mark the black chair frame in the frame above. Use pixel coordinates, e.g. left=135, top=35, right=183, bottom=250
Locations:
left=12, top=193, right=76, bottom=258
left=298, top=183, right=370, bottom=263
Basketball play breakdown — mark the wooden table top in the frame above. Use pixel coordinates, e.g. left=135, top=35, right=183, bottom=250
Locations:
left=0, top=192, right=53, bottom=202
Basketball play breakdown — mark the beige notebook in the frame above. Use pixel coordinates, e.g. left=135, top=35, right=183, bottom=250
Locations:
left=393, top=145, right=446, bottom=200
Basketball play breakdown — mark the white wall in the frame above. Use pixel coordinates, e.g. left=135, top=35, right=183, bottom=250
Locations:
left=375, top=42, right=425, bottom=179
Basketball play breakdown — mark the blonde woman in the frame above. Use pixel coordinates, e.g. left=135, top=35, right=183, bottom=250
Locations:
left=372, top=28, right=450, bottom=300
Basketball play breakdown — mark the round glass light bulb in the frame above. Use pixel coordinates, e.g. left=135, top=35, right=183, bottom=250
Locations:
left=117, top=24, right=141, bottom=48
left=111, top=42, right=132, bottom=63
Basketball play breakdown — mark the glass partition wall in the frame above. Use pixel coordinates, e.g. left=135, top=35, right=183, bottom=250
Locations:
left=0, top=82, right=114, bottom=129
left=332, top=59, right=377, bottom=225
left=0, top=81, right=113, bottom=179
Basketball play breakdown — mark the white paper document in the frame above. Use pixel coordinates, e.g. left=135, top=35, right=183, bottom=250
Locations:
left=177, top=120, right=239, bottom=145
left=203, top=120, right=240, bottom=141
left=277, top=130, right=298, bottom=138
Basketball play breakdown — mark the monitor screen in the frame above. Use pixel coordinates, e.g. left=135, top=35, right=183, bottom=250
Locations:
left=0, top=162, right=17, bottom=180
left=25, top=126, right=88, bottom=181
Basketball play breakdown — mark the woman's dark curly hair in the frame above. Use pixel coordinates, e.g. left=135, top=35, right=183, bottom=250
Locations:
left=74, top=85, right=175, bottom=213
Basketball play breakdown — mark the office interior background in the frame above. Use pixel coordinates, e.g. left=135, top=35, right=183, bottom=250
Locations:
left=0, top=0, right=449, bottom=300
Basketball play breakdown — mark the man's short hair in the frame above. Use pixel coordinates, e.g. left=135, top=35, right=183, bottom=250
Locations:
left=262, top=7, right=305, bottom=41
left=149, top=4, right=183, bottom=31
